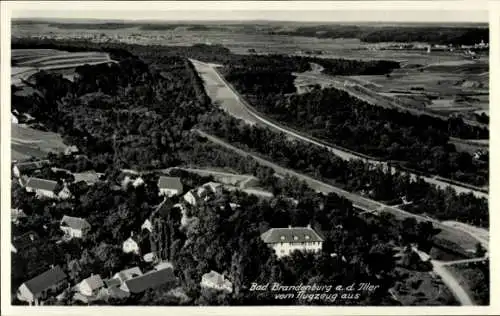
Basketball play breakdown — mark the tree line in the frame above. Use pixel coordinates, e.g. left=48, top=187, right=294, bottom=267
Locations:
left=222, top=65, right=488, bottom=187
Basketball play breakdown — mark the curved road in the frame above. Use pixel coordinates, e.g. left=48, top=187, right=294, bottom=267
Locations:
left=190, top=59, right=488, bottom=200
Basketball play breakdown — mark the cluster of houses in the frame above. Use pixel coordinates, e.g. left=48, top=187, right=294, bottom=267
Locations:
left=12, top=159, right=326, bottom=305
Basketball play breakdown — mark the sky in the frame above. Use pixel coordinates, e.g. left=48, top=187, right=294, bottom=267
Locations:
left=6, top=1, right=489, bottom=23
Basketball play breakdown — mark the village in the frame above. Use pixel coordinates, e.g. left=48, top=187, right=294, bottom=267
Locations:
left=11, top=151, right=326, bottom=306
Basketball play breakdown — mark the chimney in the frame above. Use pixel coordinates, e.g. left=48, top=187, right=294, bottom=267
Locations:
left=288, top=225, right=292, bottom=229
left=307, top=224, right=311, bottom=229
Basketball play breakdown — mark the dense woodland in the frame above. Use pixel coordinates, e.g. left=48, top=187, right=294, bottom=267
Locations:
left=198, top=112, right=489, bottom=228
left=221, top=60, right=489, bottom=187
left=10, top=40, right=487, bottom=305
left=270, top=25, right=489, bottom=46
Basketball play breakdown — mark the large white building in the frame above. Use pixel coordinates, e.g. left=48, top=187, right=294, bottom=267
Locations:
left=260, top=225, right=324, bottom=258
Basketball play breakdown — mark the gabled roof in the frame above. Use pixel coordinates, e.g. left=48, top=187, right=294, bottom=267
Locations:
left=123, top=267, right=176, bottom=294
left=14, top=160, right=50, bottom=173
left=113, top=266, right=143, bottom=282
left=25, top=177, right=58, bottom=192
left=22, top=265, right=67, bottom=295
left=81, top=274, right=104, bottom=291
left=60, top=215, right=90, bottom=231
left=12, top=231, right=39, bottom=250
left=260, top=226, right=324, bottom=244
left=158, top=176, right=183, bottom=192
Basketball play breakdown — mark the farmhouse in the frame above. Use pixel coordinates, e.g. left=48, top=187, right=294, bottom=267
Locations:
left=260, top=225, right=324, bottom=258
left=119, top=267, right=177, bottom=294
left=200, top=270, right=233, bottom=293
left=77, top=274, right=105, bottom=297
left=12, top=160, right=50, bottom=178
left=24, top=177, right=72, bottom=199
left=158, top=176, right=184, bottom=197
left=16, top=265, right=68, bottom=305
left=60, top=215, right=91, bottom=239
left=11, top=231, right=39, bottom=254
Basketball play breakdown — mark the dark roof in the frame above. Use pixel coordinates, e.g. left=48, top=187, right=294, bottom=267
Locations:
left=261, top=226, right=324, bottom=244
left=23, top=266, right=67, bottom=295
left=158, top=176, right=183, bottom=192
left=104, top=278, right=121, bottom=288
left=124, top=268, right=176, bottom=294
left=25, top=177, right=58, bottom=192
left=60, top=215, right=91, bottom=230
left=15, top=160, right=50, bottom=173
left=12, top=231, right=39, bottom=250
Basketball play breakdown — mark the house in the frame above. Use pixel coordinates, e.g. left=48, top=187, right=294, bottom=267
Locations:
left=200, top=270, right=233, bottom=293
left=17, top=265, right=68, bottom=305
left=158, top=176, right=183, bottom=197
left=183, top=182, right=223, bottom=206
left=11, top=231, right=39, bottom=254
left=132, top=177, right=144, bottom=187
left=112, top=267, right=143, bottom=283
left=24, top=177, right=70, bottom=199
left=260, top=225, right=324, bottom=258
left=60, top=215, right=91, bottom=239
left=120, top=267, right=177, bottom=294
left=12, top=160, right=51, bottom=178
left=77, top=274, right=104, bottom=297
left=64, top=145, right=79, bottom=156
left=141, top=219, right=153, bottom=233
left=122, top=231, right=151, bottom=256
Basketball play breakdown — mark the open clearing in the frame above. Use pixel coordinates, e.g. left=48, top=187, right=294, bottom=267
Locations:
left=11, top=123, right=68, bottom=161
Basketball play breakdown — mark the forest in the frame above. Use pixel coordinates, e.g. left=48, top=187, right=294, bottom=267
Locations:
left=10, top=39, right=487, bottom=305
left=198, top=112, right=489, bottom=228
left=221, top=61, right=489, bottom=187
left=270, top=25, right=489, bottom=45
left=11, top=38, right=489, bottom=225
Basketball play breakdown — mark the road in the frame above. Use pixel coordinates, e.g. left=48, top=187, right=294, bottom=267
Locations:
left=194, top=129, right=486, bottom=254
left=412, top=247, right=482, bottom=306
left=190, top=59, right=488, bottom=200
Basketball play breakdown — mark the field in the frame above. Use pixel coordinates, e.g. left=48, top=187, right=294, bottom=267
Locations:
left=444, top=261, right=489, bottom=305
left=11, top=123, right=68, bottom=161
left=346, top=60, right=489, bottom=118
left=11, top=48, right=114, bottom=84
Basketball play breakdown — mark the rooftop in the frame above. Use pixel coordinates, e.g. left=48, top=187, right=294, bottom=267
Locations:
left=260, top=226, right=324, bottom=244
left=22, top=265, right=67, bottom=295
left=60, top=215, right=91, bottom=231
left=80, top=274, right=104, bottom=291
left=25, top=177, right=58, bottom=192
left=12, top=231, right=39, bottom=250
left=123, top=267, right=176, bottom=294
left=158, top=176, right=183, bottom=192
left=114, top=266, right=143, bottom=282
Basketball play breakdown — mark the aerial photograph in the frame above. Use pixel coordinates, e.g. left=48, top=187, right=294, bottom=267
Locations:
left=7, top=3, right=489, bottom=309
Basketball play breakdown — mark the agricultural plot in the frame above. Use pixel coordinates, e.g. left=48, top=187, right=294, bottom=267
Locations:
left=346, top=60, right=489, bottom=119
left=11, top=123, right=68, bottom=161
